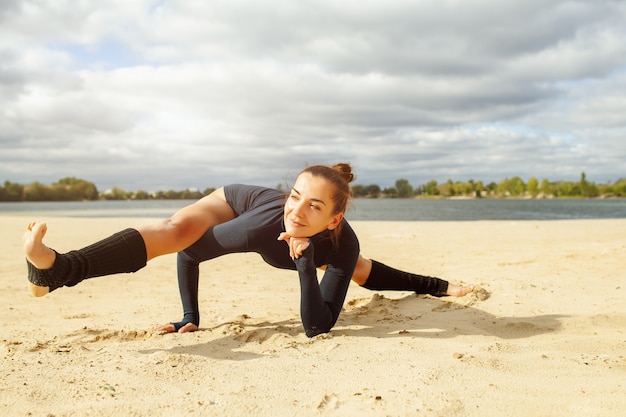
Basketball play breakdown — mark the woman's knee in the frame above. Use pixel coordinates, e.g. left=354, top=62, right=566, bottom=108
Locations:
left=351, top=255, right=372, bottom=286
left=136, top=217, right=196, bottom=260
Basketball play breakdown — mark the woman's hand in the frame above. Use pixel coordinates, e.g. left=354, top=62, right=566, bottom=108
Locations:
left=278, top=232, right=310, bottom=259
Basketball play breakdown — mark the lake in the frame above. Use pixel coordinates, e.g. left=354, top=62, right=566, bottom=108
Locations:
left=2, top=198, right=626, bottom=221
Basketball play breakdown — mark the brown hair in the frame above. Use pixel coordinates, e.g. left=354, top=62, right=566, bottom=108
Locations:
left=299, top=163, right=355, bottom=245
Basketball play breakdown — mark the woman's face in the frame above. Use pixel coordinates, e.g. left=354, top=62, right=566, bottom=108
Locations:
left=284, top=172, right=343, bottom=238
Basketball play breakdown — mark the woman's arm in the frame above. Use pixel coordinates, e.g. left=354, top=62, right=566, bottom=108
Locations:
left=293, top=244, right=356, bottom=337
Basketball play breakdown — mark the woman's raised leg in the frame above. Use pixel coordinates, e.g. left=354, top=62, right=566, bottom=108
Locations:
left=135, top=188, right=236, bottom=261
left=24, top=188, right=236, bottom=296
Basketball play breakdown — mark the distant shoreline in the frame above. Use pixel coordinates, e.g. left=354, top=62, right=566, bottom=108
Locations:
left=3, top=198, right=626, bottom=221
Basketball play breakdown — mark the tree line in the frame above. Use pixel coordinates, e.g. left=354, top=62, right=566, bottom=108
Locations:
left=0, top=177, right=215, bottom=202
left=1, top=173, right=625, bottom=202
left=353, top=172, right=626, bottom=199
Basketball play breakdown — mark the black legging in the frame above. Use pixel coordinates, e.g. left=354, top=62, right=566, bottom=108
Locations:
left=173, top=226, right=357, bottom=337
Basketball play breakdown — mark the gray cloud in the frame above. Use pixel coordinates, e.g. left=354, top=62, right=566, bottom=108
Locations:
left=1, top=0, right=625, bottom=191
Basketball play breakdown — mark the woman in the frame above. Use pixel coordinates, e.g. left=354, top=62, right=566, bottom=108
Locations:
left=24, top=163, right=472, bottom=337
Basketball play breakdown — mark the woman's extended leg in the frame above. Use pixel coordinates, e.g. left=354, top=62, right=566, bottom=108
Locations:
left=351, top=255, right=473, bottom=297
left=24, top=188, right=236, bottom=296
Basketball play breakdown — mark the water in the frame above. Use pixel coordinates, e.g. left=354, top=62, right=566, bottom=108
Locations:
left=0, top=200, right=192, bottom=219
left=347, top=198, right=626, bottom=221
left=1, top=198, right=626, bottom=221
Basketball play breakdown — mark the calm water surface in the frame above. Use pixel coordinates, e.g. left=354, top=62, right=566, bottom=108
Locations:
left=1, top=198, right=626, bottom=221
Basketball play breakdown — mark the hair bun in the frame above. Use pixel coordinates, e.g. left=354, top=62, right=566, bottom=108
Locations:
left=332, top=163, right=356, bottom=184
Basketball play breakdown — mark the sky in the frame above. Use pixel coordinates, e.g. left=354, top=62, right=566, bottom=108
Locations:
left=1, top=0, right=626, bottom=192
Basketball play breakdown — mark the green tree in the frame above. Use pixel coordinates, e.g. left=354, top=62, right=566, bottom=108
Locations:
left=475, top=180, right=484, bottom=197
left=613, top=178, right=626, bottom=197
left=133, top=190, right=151, bottom=200
left=579, top=172, right=599, bottom=197
left=466, top=179, right=476, bottom=196
left=382, top=187, right=398, bottom=198
left=352, top=184, right=381, bottom=198
left=556, top=181, right=574, bottom=197
left=423, top=180, right=439, bottom=196
left=24, top=181, right=46, bottom=201
left=498, top=177, right=525, bottom=197
left=52, top=177, right=99, bottom=200
left=539, top=179, right=551, bottom=196
left=365, top=184, right=381, bottom=198
left=74, top=180, right=99, bottom=200
left=181, top=189, right=203, bottom=200
left=612, top=178, right=626, bottom=197
left=103, top=187, right=129, bottom=200
left=452, top=181, right=466, bottom=196
left=585, top=182, right=599, bottom=198
left=395, top=179, right=413, bottom=198
left=164, top=190, right=181, bottom=199
left=527, top=177, right=539, bottom=197
left=352, top=185, right=368, bottom=198
left=0, top=181, right=24, bottom=201
left=438, top=179, right=455, bottom=197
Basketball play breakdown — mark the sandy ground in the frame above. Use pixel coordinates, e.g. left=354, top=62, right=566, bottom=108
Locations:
left=1, top=216, right=625, bottom=417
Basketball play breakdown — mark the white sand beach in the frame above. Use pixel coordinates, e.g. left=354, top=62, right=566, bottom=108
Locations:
left=1, top=216, right=625, bottom=416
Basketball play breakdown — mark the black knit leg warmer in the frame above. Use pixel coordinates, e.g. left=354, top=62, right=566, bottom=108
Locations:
left=27, top=228, right=147, bottom=293
left=361, top=260, right=449, bottom=296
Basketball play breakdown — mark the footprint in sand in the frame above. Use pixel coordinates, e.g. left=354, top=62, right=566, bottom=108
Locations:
left=235, top=329, right=274, bottom=344
left=317, top=394, right=339, bottom=411
left=76, top=328, right=155, bottom=344
left=343, top=294, right=399, bottom=315
left=24, top=328, right=156, bottom=353
left=220, top=316, right=301, bottom=344
left=63, top=313, right=93, bottom=319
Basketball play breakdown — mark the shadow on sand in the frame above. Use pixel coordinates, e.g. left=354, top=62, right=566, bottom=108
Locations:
left=144, top=292, right=567, bottom=360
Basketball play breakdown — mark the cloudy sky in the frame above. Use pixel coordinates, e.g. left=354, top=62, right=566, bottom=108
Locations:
left=2, top=0, right=625, bottom=191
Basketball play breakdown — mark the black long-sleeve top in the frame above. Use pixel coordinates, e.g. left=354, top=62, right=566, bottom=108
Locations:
left=176, top=184, right=360, bottom=337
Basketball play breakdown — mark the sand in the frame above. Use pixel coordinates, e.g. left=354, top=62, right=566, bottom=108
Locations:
left=1, top=216, right=625, bottom=416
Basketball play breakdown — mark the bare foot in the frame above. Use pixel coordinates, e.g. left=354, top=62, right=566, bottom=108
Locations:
left=23, top=222, right=56, bottom=297
left=445, top=283, right=474, bottom=297
left=153, top=322, right=198, bottom=334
